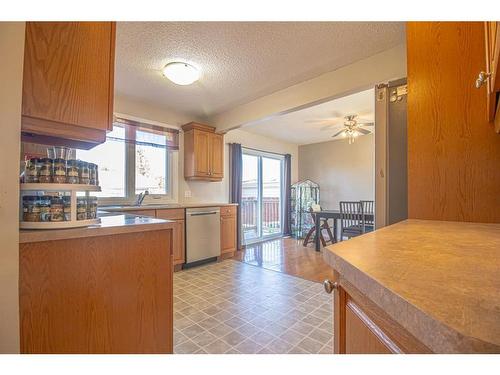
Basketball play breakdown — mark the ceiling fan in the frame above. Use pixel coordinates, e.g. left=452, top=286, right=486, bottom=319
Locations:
left=331, top=115, right=374, bottom=144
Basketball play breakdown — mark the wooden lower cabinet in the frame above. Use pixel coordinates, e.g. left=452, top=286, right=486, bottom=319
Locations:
left=333, top=273, right=431, bottom=354
left=172, top=219, right=186, bottom=266
left=220, top=206, right=237, bottom=256
left=19, top=229, right=173, bottom=353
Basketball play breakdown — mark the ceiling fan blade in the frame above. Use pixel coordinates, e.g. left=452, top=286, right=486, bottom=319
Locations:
left=356, top=128, right=371, bottom=135
left=358, top=122, right=374, bottom=127
left=331, top=129, right=346, bottom=138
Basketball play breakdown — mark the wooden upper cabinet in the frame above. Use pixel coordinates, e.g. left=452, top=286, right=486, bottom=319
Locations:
left=182, top=122, right=224, bottom=181
left=483, top=21, right=500, bottom=131
left=22, top=22, right=116, bottom=149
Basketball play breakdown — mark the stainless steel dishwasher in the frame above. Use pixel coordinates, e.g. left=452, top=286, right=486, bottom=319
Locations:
left=185, top=207, right=221, bottom=267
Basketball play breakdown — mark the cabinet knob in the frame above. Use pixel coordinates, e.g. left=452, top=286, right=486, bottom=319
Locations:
left=323, top=279, right=338, bottom=294
left=475, top=71, right=491, bottom=88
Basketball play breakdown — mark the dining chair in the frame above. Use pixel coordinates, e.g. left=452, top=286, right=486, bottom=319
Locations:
left=360, top=200, right=375, bottom=233
left=339, top=201, right=364, bottom=241
left=302, top=205, right=335, bottom=247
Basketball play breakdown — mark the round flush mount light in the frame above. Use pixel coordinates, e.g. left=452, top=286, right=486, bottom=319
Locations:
left=162, top=62, right=200, bottom=85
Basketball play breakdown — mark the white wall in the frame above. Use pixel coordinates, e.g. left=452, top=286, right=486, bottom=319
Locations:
left=0, top=22, right=25, bottom=353
left=114, top=97, right=298, bottom=204
left=298, top=134, right=374, bottom=210
left=212, top=44, right=407, bottom=132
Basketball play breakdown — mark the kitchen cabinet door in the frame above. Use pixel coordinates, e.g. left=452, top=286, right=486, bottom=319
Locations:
left=172, top=219, right=185, bottom=266
left=194, top=130, right=210, bottom=177
left=210, top=133, right=224, bottom=179
left=22, top=22, right=116, bottom=148
left=220, top=214, right=236, bottom=255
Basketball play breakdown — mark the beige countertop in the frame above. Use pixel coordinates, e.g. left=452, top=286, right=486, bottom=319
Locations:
left=20, top=213, right=175, bottom=244
left=323, top=219, right=500, bottom=353
left=101, top=202, right=238, bottom=212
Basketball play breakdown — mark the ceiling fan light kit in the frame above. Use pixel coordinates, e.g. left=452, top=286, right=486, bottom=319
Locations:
left=329, top=114, right=374, bottom=144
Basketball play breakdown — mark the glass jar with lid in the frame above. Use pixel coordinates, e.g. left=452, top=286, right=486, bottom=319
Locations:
left=53, top=158, right=67, bottom=184
left=39, top=158, right=53, bottom=183
left=78, top=161, right=90, bottom=185
left=39, top=196, right=51, bottom=222
left=89, top=163, right=98, bottom=185
left=49, top=197, right=65, bottom=222
left=63, top=196, right=71, bottom=221
left=87, top=196, right=98, bottom=219
left=22, top=195, right=41, bottom=222
left=77, top=197, right=87, bottom=220
left=66, top=159, right=79, bottom=184
left=25, top=158, right=41, bottom=183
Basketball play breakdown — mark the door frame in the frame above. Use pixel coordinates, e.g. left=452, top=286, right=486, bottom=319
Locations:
left=242, top=147, right=285, bottom=245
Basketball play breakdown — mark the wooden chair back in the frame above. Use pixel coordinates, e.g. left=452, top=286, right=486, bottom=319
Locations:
left=360, top=200, right=374, bottom=226
left=339, top=201, right=363, bottom=235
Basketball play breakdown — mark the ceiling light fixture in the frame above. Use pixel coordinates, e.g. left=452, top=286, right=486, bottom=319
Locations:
left=162, top=62, right=200, bottom=85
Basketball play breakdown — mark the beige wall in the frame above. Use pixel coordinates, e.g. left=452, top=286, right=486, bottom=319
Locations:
left=298, top=134, right=374, bottom=210
left=212, top=44, right=407, bottom=132
left=0, top=22, right=25, bottom=353
left=114, top=97, right=298, bottom=204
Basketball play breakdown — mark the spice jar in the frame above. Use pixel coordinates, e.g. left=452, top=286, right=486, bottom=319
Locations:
left=63, top=196, right=71, bottom=221
left=78, top=161, right=90, bottom=185
left=22, top=195, right=40, bottom=222
left=25, top=158, right=41, bottom=183
left=77, top=197, right=87, bottom=220
left=52, top=158, right=67, bottom=183
left=39, top=196, right=51, bottom=222
left=66, top=159, right=79, bottom=184
left=89, top=163, right=98, bottom=185
left=49, top=197, right=65, bottom=222
left=87, top=196, right=98, bottom=219
left=39, top=158, right=53, bottom=183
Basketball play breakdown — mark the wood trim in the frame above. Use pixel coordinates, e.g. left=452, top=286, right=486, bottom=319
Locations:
left=22, top=115, right=105, bottom=149
left=107, top=22, right=116, bottom=131
left=333, top=271, right=347, bottom=354
left=181, top=122, right=216, bottom=133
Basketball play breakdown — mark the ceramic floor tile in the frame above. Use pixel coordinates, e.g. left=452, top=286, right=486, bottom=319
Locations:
left=173, top=260, right=333, bottom=354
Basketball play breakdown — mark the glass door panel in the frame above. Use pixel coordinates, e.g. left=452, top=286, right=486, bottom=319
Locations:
left=242, top=154, right=260, bottom=243
left=262, top=157, right=282, bottom=237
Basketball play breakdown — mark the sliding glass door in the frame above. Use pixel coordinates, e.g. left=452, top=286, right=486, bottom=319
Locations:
left=242, top=149, right=284, bottom=245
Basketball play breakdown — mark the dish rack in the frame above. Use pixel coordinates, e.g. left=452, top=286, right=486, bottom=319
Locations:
left=20, top=183, right=101, bottom=229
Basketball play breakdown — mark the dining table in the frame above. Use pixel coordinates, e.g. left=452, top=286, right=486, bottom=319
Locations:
left=313, top=209, right=374, bottom=251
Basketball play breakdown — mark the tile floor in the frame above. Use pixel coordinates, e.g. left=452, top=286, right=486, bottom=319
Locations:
left=174, top=260, right=333, bottom=354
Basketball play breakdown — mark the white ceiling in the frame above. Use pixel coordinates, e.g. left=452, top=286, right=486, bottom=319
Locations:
left=115, top=22, right=404, bottom=119
left=242, top=88, right=375, bottom=145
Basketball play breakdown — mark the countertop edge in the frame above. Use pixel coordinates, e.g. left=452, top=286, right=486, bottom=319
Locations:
left=102, top=203, right=238, bottom=212
left=323, top=245, right=500, bottom=353
left=19, top=217, right=176, bottom=244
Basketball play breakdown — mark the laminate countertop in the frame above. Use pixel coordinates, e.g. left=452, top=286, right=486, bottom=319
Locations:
left=101, top=203, right=238, bottom=212
left=323, top=219, right=500, bottom=353
left=19, top=213, right=175, bottom=244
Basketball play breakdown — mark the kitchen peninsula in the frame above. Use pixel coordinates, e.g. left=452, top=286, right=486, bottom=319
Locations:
left=19, top=213, right=175, bottom=354
left=323, top=219, right=500, bottom=354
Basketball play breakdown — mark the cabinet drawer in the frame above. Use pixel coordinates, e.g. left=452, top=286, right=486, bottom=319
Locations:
left=156, top=208, right=185, bottom=220
left=220, top=205, right=236, bottom=217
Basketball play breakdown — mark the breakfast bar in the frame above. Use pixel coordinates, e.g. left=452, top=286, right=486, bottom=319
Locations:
left=323, top=219, right=500, bottom=353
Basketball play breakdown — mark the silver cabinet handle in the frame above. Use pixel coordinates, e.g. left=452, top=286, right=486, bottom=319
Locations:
left=323, top=279, right=338, bottom=294
left=475, top=71, right=491, bottom=88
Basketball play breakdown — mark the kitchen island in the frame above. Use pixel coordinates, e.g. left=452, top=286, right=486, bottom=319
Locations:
left=19, top=213, right=176, bottom=354
left=323, top=219, right=500, bottom=354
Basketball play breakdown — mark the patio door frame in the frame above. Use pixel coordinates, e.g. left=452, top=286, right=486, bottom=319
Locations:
left=242, top=147, right=285, bottom=245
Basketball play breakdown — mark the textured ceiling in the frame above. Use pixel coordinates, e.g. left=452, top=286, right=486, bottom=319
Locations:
left=242, top=88, right=375, bottom=145
left=115, top=22, right=404, bottom=119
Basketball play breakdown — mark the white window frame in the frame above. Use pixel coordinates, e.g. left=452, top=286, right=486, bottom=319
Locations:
left=86, top=115, right=179, bottom=206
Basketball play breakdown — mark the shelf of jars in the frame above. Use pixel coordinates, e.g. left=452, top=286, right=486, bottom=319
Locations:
left=20, top=184, right=101, bottom=230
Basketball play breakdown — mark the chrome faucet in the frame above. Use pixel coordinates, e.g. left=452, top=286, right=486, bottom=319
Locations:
left=135, top=190, right=149, bottom=206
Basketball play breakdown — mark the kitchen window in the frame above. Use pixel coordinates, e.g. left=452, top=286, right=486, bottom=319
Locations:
left=76, top=117, right=179, bottom=204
